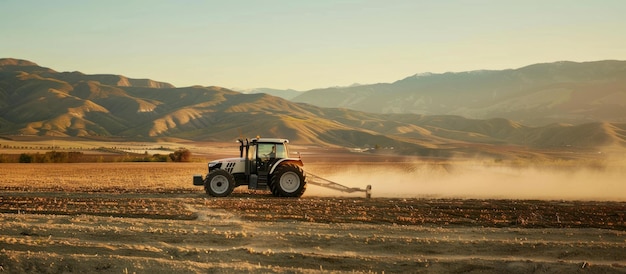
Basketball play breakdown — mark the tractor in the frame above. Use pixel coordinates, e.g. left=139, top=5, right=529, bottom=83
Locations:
left=193, top=138, right=306, bottom=197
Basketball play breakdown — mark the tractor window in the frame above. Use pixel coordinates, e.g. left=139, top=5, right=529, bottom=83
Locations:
left=257, top=143, right=275, bottom=160
left=257, top=143, right=287, bottom=160
left=275, top=144, right=287, bottom=158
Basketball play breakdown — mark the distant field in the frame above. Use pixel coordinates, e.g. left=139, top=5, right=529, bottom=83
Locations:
left=2, top=135, right=622, bottom=162
left=0, top=162, right=203, bottom=193
left=0, top=137, right=237, bottom=162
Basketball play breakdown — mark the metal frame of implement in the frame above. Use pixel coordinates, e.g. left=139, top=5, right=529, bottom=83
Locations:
left=306, top=172, right=372, bottom=198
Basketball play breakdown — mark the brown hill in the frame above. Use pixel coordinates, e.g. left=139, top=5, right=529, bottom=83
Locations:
left=0, top=58, right=39, bottom=66
left=1, top=58, right=624, bottom=156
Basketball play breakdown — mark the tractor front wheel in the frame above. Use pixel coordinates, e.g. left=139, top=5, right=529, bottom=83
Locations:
left=204, top=169, right=235, bottom=197
left=270, top=163, right=306, bottom=197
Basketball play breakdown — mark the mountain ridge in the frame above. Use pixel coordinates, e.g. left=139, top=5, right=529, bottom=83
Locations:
left=1, top=58, right=624, bottom=157
left=292, top=60, right=626, bottom=126
left=0, top=58, right=175, bottom=89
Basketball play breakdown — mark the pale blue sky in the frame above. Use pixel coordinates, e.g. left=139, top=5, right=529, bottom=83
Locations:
left=2, top=1, right=625, bottom=90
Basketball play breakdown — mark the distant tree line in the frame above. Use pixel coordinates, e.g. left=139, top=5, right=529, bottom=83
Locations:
left=0, top=149, right=192, bottom=163
left=1, top=144, right=175, bottom=152
left=128, top=149, right=191, bottom=162
left=18, top=151, right=85, bottom=163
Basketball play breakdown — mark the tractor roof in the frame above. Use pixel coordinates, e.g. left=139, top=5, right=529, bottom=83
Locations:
left=252, top=138, right=289, bottom=144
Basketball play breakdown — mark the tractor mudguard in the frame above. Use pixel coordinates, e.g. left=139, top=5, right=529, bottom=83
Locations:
left=269, top=158, right=303, bottom=174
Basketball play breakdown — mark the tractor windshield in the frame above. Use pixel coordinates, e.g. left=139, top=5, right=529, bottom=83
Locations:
left=257, top=143, right=287, bottom=160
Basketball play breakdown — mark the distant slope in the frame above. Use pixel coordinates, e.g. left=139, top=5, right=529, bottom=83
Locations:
left=237, top=88, right=303, bottom=100
left=1, top=58, right=624, bottom=156
left=292, top=60, right=626, bottom=126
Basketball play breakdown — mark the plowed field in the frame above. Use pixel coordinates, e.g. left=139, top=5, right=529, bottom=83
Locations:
left=1, top=162, right=625, bottom=273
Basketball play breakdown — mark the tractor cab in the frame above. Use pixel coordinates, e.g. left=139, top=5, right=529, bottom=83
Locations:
left=243, top=138, right=293, bottom=189
left=246, top=138, right=288, bottom=173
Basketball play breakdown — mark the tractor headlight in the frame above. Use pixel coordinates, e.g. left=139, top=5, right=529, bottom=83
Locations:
left=208, top=161, right=221, bottom=171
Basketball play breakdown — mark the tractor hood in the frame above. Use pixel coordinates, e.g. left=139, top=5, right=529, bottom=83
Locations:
left=208, top=157, right=246, bottom=173
left=209, top=157, right=243, bottom=166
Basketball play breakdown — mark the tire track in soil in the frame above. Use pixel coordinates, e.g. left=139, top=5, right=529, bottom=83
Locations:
left=1, top=212, right=624, bottom=273
left=1, top=191, right=625, bottom=273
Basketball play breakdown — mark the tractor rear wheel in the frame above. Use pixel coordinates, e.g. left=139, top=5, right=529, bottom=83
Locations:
left=270, top=163, right=306, bottom=197
left=204, top=169, right=235, bottom=197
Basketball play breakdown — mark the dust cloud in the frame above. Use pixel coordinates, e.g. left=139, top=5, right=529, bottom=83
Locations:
left=304, top=160, right=626, bottom=201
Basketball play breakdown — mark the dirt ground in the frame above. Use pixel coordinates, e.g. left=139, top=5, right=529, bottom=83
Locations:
left=1, top=157, right=625, bottom=273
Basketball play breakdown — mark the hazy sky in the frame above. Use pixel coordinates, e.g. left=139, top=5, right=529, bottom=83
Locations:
left=2, top=1, right=626, bottom=90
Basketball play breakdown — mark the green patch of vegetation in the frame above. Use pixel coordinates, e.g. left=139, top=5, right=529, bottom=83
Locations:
left=128, top=152, right=170, bottom=162
left=18, top=151, right=85, bottom=163
left=1, top=149, right=193, bottom=163
left=169, top=149, right=191, bottom=162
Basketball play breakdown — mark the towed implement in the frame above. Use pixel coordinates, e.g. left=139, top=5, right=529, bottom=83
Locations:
left=193, top=138, right=371, bottom=198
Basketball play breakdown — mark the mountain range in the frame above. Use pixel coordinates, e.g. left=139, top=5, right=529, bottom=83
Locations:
left=1, top=58, right=624, bottom=157
left=290, top=60, right=626, bottom=126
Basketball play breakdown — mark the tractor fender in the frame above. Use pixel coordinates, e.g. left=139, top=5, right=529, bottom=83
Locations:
left=269, top=158, right=303, bottom=174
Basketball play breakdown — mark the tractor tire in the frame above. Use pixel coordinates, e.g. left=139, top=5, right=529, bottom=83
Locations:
left=269, top=163, right=306, bottom=197
left=204, top=169, right=235, bottom=197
